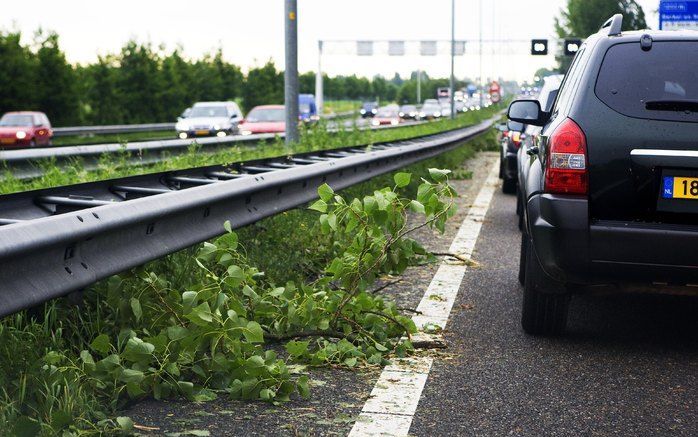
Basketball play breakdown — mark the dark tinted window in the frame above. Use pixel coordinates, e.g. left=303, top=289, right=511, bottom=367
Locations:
left=595, top=41, right=698, bottom=122
left=552, top=48, right=585, bottom=114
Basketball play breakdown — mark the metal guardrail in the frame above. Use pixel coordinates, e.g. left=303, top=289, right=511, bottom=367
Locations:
left=0, top=117, right=495, bottom=318
left=0, top=120, right=423, bottom=180
left=51, top=111, right=355, bottom=137
left=53, top=123, right=176, bottom=137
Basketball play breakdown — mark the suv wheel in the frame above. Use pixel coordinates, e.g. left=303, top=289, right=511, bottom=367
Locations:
left=502, top=177, right=516, bottom=194
left=521, top=237, right=570, bottom=335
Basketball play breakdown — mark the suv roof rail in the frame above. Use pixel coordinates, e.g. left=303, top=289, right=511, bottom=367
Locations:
left=600, top=14, right=623, bottom=36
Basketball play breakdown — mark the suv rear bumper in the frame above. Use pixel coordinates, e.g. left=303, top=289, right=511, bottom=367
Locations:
left=528, top=194, right=698, bottom=288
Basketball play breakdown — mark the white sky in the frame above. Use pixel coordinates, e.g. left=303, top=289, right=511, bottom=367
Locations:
left=2, top=0, right=659, bottom=82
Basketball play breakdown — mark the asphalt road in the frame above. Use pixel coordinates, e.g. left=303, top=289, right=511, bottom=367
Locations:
left=409, top=181, right=698, bottom=436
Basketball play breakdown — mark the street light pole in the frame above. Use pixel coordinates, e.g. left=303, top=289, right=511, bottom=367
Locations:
left=479, top=0, right=484, bottom=108
left=417, top=69, right=421, bottom=103
left=284, top=0, right=299, bottom=144
left=449, top=0, right=455, bottom=119
left=315, top=41, right=324, bottom=116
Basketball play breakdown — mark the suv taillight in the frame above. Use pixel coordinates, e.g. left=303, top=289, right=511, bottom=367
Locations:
left=544, top=118, right=588, bottom=195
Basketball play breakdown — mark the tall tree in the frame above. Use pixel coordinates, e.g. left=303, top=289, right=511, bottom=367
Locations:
left=0, top=31, right=37, bottom=115
left=555, top=0, right=647, bottom=71
left=242, top=61, right=283, bottom=111
left=33, top=31, right=79, bottom=126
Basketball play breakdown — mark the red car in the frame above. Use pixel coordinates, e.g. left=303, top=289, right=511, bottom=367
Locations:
left=371, top=106, right=401, bottom=127
left=0, top=111, right=53, bottom=148
left=238, top=105, right=286, bottom=135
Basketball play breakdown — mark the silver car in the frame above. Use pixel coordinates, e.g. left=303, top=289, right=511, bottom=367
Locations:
left=176, top=101, right=244, bottom=139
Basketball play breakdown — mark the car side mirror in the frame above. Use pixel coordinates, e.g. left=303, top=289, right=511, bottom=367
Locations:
left=507, top=100, right=549, bottom=126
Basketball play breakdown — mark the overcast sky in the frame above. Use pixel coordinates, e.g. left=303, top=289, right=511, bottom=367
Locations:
left=3, top=0, right=659, bottom=82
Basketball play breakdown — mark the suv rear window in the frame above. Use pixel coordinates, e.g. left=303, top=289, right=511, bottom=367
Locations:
left=595, top=41, right=698, bottom=122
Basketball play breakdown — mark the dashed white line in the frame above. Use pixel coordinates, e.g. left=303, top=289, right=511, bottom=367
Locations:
left=348, top=160, right=500, bottom=437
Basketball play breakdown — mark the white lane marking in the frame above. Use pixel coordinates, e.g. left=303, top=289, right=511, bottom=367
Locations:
left=348, top=160, right=500, bottom=437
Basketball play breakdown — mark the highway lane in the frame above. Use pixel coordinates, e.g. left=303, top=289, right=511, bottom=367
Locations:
left=409, top=178, right=698, bottom=436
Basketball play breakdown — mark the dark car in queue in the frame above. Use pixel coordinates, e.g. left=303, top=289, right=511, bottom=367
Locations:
left=0, top=111, right=53, bottom=148
left=399, top=104, right=419, bottom=120
left=359, top=102, right=378, bottom=118
left=499, top=75, right=563, bottom=196
left=510, top=15, right=698, bottom=336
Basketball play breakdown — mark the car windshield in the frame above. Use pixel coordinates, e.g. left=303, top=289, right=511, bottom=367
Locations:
left=376, top=108, right=398, bottom=117
left=362, top=103, right=377, bottom=110
left=422, top=104, right=440, bottom=111
left=299, top=103, right=311, bottom=113
left=189, top=106, right=228, bottom=118
left=595, top=41, right=698, bottom=122
left=401, top=106, right=416, bottom=111
left=0, top=114, right=33, bottom=127
left=247, top=108, right=285, bottom=122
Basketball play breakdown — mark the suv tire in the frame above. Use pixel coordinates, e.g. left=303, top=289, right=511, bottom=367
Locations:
left=502, top=177, right=516, bottom=194
left=521, top=237, right=570, bottom=335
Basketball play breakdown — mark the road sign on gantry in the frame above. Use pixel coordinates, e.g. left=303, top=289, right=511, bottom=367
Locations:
left=530, top=39, right=548, bottom=55
left=420, top=41, right=437, bottom=56
left=357, top=41, right=373, bottom=56
left=388, top=41, right=405, bottom=56
left=660, top=0, right=698, bottom=30
left=564, top=39, right=582, bottom=56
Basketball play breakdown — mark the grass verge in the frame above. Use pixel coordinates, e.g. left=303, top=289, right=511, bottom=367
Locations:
left=0, top=105, right=501, bottom=195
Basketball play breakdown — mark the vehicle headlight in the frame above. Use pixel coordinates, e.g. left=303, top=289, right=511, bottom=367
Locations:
left=216, top=131, right=227, bottom=137
left=178, top=132, right=188, bottom=139
left=434, top=112, right=441, bottom=117
left=371, top=120, right=380, bottom=126
left=175, top=122, right=188, bottom=131
left=240, top=130, right=253, bottom=136
left=371, top=109, right=377, bottom=114
left=15, top=131, right=26, bottom=139
left=399, top=112, right=404, bottom=117
left=390, top=119, right=399, bottom=125
left=360, top=109, right=366, bottom=114
left=419, top=112, right=426, bottom=117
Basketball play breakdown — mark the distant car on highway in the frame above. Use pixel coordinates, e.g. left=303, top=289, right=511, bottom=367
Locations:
left=0, top=111, right=53, bottom=148
left=398, top=104, right=419, bottom=120
left=371, top=106, right=401, bottom=126
left=238, top=105, right=286, bottom=135
left=359, top=102, right=378, bottom=118
left=175, top=101, right=243, bottom=139
left=299, top=94, right=319, bottom=123
left=419, top=100, right=442, bottom=119
left=511, top=16, right=698, bottom=335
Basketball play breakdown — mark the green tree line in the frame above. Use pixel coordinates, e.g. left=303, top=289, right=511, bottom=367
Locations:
left=0, top=30, right=468, bottom=127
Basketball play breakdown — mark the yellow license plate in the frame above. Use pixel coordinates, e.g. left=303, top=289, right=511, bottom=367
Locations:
left=0, top=138, right=14, bottom=144
left=663, top=176, right=698, bottom=199
left=195, top=130, right=209, bottom=136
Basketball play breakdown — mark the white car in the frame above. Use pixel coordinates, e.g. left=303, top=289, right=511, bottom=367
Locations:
left=176, top=101, right=244, bottom=139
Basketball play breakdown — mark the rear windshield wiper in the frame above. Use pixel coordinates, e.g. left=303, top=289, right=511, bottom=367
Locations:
left=645, top=100, right=698, bottom=112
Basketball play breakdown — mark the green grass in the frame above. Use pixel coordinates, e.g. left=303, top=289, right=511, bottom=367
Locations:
left=51, top=130, right=175, bottom=147
left=0, top=105, right=503, bottom=195
left=322, top=100, right=360, bottom=114
left=0, top=112, right=499, bottom=435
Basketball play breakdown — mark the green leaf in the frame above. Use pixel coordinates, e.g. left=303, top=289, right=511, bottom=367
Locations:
left=318, top=319, right=330, bottom=330
left=344, top=357, right=358, bottom=367
left=394, top=172, right=412, bottom=188
left=260, top=388, right=275, bottom=400
left=318, top=183, right=335, bottom=202
left=223, top=220, right=232, bottom=233
left=167, top=326, right=189, bottom=341
left=285, top=340, right=309, bottom=357
left=120, top=368, right=145, bottom=384
left=374, top=342, right=389, bottom=352
left=428, top=168, right=451, bottom=182
left=90, top=334, right=111, bottom=355
left=186, top=302, right=214, bottom=327
left=122, top=337, right=155, bottom=363
left=409, top=200, right=426, bottom=214
left=116, top=417, right=134, bottom=433
left=243, top=321, right=264, bottom=343
left=130, top=297, right=142, bottom=321
left=297, top=375, right=310, bottom=399
left=309, top=199, right=327, bottom=213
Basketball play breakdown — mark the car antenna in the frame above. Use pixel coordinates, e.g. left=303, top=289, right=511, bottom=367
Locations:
left=600, top=14, right=623, bottom=36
